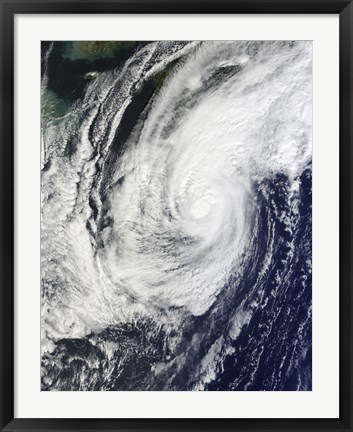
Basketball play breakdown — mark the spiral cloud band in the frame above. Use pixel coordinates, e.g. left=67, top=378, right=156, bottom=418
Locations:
left=41, top=41, right=312, bottom=391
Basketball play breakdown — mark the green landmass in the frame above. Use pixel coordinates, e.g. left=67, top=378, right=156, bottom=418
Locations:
left=211, top=65, right=242, bottom=84
left=42, top=89, right=69, bottom=119
left=63, top=41, right=139, bottom=61
left=151, top=57, right=184, bottom=89
left=63, top=138, right=77, bottom=158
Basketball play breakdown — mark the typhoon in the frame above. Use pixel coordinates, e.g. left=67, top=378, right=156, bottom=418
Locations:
left=41, top=41, right=312, bottom=391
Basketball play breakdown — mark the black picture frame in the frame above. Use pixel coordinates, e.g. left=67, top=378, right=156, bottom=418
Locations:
left=1, top=1, right=352, bottom=431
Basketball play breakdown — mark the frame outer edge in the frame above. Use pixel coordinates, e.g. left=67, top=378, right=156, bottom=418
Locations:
left=0, top=0, right=351, bottom=14
left=0, top=0, right=15, bottom=431
left=0, top=0, right=352, bottom=431
left=339, top=2, right=353, bottom=431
